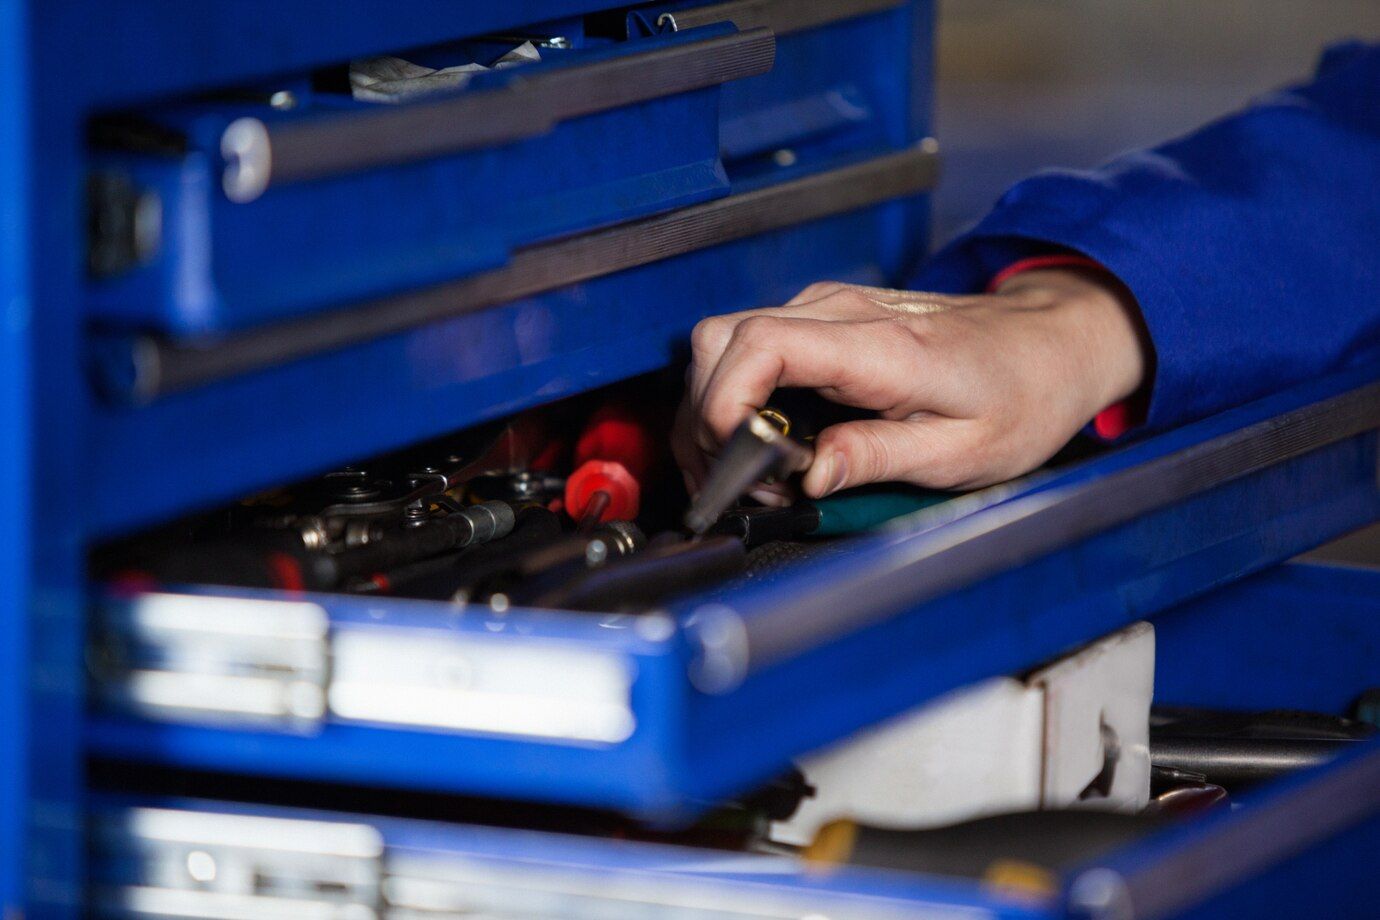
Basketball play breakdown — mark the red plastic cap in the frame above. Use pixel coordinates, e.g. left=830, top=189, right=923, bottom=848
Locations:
left=565, top=460, right=641, bottom=523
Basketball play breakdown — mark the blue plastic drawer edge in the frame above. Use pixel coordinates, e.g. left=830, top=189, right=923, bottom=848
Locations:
left=1062, top=739, right=1380, bottom=920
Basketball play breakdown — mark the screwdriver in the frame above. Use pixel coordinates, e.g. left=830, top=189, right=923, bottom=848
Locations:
left=565, top=402, right=657, bottom=529
left=684, top=409, right=813, bottom=535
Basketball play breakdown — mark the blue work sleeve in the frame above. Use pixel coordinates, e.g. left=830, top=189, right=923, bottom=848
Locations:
left=911, top=41, right=1380, bottom=434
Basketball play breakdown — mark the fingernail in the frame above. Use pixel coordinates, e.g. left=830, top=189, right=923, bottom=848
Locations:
left=749, top=488, right=791, bottom=508
left=822, top=453, right=848, bottom=497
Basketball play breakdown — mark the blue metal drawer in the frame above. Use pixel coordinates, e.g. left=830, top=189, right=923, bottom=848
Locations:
left=87, top=365, right=1380, bottom=821
left=87, top=24, right=767, bottom=337
left=87, top=562, right=1380, bottom=919
left=86, top=1, right=926, bottom=339
left=89, top=753, right=1380, bottom=918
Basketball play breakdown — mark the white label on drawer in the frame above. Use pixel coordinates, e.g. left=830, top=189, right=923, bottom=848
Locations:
left=328, top=629, right=636, bottom=744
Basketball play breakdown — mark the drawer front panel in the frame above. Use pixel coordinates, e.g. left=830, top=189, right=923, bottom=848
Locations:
left=90, top=799, right=1037, bottom=920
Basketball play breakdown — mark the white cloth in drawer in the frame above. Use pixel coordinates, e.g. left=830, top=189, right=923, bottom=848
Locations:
left=350, top=41, right=540, bottom=103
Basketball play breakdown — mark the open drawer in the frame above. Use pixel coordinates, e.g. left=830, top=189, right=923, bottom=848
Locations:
left=88, top=563, right=1380, bottom=919
left=86, top=364, right=1380, bottom=820
left=85, top=0, right=923, bottom=339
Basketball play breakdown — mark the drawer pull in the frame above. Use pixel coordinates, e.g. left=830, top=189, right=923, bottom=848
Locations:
left=658, top=0, right=905, bottom=35
left=102, top=143, right=939, bottom=402
left=223, top=28, right=776, bottom=202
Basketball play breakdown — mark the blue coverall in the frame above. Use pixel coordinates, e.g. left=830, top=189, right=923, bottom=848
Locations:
left=912, top=42, right=1380, bottom=436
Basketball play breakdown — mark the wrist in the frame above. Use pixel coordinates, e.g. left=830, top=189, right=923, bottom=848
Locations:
left=997, top=267, right=1150, bottom=419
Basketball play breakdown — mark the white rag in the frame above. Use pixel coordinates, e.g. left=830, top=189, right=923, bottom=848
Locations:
left=350, top=42, right=541, bottom=103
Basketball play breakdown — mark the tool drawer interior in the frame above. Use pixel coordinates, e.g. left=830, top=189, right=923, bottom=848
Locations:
left=86, top=365, right=1380, bottom=819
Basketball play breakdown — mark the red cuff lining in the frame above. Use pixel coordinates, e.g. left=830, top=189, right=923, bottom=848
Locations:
left=984, top=254, right=1107, bottom=294
left=986, top=254, right=1140, bottom=440
left=1093, top=401, right=1135, bottom=439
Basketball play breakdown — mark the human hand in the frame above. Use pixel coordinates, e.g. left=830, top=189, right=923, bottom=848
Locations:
left=673, top=268, right=1150, bottom=499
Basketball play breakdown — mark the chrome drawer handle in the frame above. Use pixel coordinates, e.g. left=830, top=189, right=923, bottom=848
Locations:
left=657, top=0, right=905, bottom=35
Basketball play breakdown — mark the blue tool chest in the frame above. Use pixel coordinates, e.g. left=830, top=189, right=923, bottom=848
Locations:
left=4, top=2, right=1380, bottom=917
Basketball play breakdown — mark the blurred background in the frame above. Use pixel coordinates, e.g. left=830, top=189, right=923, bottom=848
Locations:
left=933, top=0, right=1380, bottom=243
left=931, top=0, right=1380, bottom=563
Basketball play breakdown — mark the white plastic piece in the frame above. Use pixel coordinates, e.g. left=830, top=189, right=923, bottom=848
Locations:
left=770, top=622, right=1155, bottom=845
left=1031, top=620, right=1154, bottom=812
left=770, top=677, right=1044, bottom=846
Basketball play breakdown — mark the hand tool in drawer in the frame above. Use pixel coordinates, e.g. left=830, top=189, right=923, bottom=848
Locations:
left=803, top=811, right=1169, bottom=886
left=1149, top=705, right=1376, bottom=791
left=710, top=487, right=952, bottom=547
left=564, top=401, right=660, bottom=528
left=454, top=519, right=649, bottom=607
left=101, top=419, right=548, bottom=591
left=510, top=534, right=747, bottom=611
left=348, top=504, right=568, bottom=599
left=686, top=410, right=813, bottom=535
left=686, top=392, right=885, bottom=534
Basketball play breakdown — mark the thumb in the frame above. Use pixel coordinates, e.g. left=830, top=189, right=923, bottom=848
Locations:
left=803, top=418, right=949, bottom=497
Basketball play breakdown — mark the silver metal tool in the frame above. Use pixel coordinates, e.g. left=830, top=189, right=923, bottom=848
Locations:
left=684, top=411, right=813, bottom=535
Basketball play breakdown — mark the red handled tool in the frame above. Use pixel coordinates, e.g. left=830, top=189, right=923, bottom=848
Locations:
left=565, top=403, right=656, bottom=526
